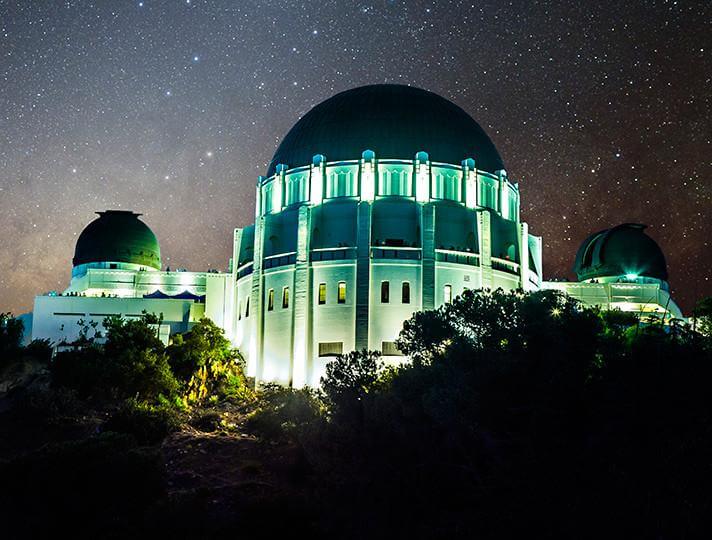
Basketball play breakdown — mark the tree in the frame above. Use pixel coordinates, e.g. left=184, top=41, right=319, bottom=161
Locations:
left=166, top=318, right=250, bottom=404
left=52, top=314, right=179, bottom=403
left=308, top=289, right=712, bottom=539
left=0, top=313, right=24, bottom=367
left=693, top=296, right=712, bottom=337
left=320, top=349, right=383, bottom=422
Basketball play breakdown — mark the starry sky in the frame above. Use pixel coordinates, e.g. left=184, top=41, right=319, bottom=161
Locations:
left=1, top=0, right=709, bottom=315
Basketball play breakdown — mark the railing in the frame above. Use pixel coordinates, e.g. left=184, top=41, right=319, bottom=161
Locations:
left=491, top=257, right=520, bottom=275
left=236, top=262, right=254, bottom=279
left=371, top=246, right=421, bottom=260
left=263, top=252, right=296, bottom=270
left=435, top=249, right=480, bottom=266
left=310, top=247, right=357, bottom=262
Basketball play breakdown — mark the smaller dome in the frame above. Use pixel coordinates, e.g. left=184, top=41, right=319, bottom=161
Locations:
left=573, top=223, right=668, bottom=282
left=73, top=211, right=161, bottom=270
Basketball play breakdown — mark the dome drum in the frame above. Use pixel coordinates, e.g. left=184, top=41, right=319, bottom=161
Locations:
left=257, top=153, right=519, bottom=222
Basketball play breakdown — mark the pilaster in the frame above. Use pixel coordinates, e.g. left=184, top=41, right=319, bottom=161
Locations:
left=421, top=203, right=435, bottom=310
left=478, top=210, right=493, bottom=289
left=291, top=205, right=311, bottom=387
left=518, top=222, right=530, bottom=291
left=355, top=201, right=371, bottom=350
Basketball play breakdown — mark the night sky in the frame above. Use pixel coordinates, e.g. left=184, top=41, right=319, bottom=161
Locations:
left=1, top=0, right=709, bottom=314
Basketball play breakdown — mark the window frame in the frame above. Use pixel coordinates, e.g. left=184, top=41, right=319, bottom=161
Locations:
left=401, top=281, right=411, bottom=304
left=381, top=281, right=390, bottom=303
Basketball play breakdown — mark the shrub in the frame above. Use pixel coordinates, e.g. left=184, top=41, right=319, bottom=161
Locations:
left=247, top=384, right=323, bottom=440
left=0, top=432, right=164, bottom=538
left=51, top=315, right=180, bottom=404
left=167, top=318, right=253, bottom=406
left=103, top=398, right=182, bottom=445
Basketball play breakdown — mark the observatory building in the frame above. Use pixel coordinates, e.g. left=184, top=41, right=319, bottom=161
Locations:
left=29, top=85, right=682, bottom=387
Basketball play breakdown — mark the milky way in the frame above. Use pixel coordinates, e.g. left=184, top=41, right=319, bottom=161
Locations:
left=1, top=0, right=709, bottom=314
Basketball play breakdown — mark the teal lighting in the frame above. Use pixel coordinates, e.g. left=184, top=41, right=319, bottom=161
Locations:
left=625, top=273, right=638, bottom=280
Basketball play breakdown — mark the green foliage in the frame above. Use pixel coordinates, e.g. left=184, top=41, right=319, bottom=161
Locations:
left=167, top=317, right=239, bottom=382
left=103, top=398, right=182, bottom=445
left=320, top=349, right=383, bottom=421
left=693, top=296, right=712, bottom=337
left=167, top=318, right=253, bottom=405
left=0, top=312, right=24, bottom=368
left=51, top=313, right=179, bottom=403
left=247, top=384, right=323, bottom=440
left=311, top=288, right=712, bottom=539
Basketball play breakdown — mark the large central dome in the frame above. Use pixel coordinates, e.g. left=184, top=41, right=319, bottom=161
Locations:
left=267, top=84, right=504, bottom=177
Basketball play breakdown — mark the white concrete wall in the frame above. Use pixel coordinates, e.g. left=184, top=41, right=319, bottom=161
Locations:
left=32, top=295, right=204, bottom=346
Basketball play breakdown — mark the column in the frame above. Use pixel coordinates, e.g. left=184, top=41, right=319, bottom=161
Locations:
left=478, top=210, right=493, bottom=289
left=518, top=222, right=530, bottom=291
left=462, top=158, right=477, bottom=209
left=291, top=205, right=312, bottom=387
left=355, top=201, right=371, bottom=351
left=421, top=203, right=435, bottom=310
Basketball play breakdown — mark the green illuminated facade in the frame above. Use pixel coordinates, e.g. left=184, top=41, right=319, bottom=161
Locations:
left=29, top=85, right=683, bottom=386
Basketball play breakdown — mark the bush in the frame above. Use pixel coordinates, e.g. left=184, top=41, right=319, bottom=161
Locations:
left=0, top=432, right=165, bottom=538
left=167, top=318, right=253, bottom=406
left=51, top=315, right=180, bottom=403
left=247, top=384, right=323, bottom=441
left=103, top=398, right=182, bottom=445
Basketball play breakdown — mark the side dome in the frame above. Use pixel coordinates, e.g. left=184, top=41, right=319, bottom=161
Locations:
left=573, top=223, right=668, bottom=282
left=267, top=84, right=504, bottom=177
left=73, top=211, right=162, bottom=270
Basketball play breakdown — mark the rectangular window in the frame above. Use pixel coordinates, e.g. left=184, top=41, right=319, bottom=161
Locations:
left=381, top=281, right=390, bottom=303
left=401, top=281, right=410, bottom=304
left=318, top=341, right=343, bottom=357
left=444, top=284, right=452, bottom=304
left=318, top=283, right=326, bottom=305
left=338, top=281, right=346, bottom=304
left=282, top=286, right=289, bottom=309
left=238, top=300, right=242, bottom=320
left=382, top=341, right=404, bottom=356
left=245, top=296, right=249, bottom=318
left=267, top=289, right=274, bottom=311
